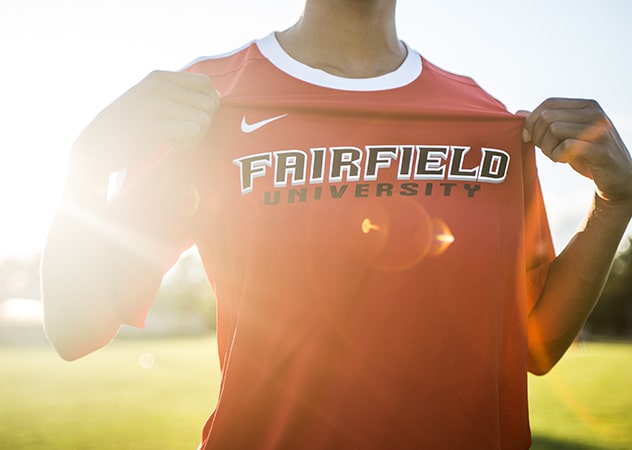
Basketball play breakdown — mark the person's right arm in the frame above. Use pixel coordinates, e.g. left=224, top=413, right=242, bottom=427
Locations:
left=41, top=71, right=219, bottom=361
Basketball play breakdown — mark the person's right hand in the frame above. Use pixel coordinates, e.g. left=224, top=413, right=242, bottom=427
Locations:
left=72, top=70, right=219, bottom=174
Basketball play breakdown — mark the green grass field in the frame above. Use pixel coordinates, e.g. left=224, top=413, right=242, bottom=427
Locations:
left=0, top=337, right=630, bottom=449
left=529, top=341, right=632, bottom=450
left=0, top=336, right=221, bottom=450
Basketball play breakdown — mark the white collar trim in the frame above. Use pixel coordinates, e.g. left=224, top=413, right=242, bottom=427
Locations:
left=256, top=33, right=422, bottom=92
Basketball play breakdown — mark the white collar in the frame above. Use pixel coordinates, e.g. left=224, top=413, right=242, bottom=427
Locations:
left=256, top=32, right=422, bottom=92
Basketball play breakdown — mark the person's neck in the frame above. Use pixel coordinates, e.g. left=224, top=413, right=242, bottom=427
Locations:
left=276, top=0, right=406, bottom=79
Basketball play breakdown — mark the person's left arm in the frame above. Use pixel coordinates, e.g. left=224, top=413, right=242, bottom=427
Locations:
left=522, top=98, right=632, bottom=375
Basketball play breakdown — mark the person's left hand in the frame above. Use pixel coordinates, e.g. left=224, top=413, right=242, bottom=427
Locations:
left=522, top=98, right=632, bottom=206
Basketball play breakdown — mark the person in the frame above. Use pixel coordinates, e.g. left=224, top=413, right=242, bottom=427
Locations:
left=41, top=0, right=632, bottom=448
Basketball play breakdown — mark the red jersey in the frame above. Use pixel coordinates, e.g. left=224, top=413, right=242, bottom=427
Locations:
left=109, top=33, right=555, bottom=449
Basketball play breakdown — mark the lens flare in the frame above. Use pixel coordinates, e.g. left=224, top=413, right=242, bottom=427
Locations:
left=428, top=219, right=455, bottom=257
left=138, top=352, right=155, bottom=369
left=361, top=218, right=380, bottom=234
left=359, top=198, right=434, bottom=272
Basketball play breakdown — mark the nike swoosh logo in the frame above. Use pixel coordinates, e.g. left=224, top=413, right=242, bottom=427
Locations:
left=241, top=114, right=288, bottom=133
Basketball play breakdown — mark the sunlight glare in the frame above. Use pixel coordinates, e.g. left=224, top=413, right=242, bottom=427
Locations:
left=428, top=219, right=455, bottom=257
left=361, top=218, right=380, bottom=234
left=0, top=298, right=43, bottom=324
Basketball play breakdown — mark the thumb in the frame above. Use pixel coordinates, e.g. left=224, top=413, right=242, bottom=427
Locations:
left=514, top=109, right=532, bottom=142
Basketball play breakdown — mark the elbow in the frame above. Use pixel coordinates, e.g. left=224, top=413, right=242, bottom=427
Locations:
left=44, top=317, right=114, bottom=361
left=45, top=319, right=118, bottom=361
left=527, top=356, right=555, bottom=376
left=526, top=310, right=580, bottom=376
left=527, top=339, right=567, bottom=376
left=42, top=294, right=121, bottom=361
left=49, top=341, right=88, bottom=362
left=41, top=263, right=122, bottom=361
left=44, top=327, right=83, bottom=361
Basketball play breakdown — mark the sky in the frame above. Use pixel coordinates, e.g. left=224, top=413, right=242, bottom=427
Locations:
left=1, top=0, right=632, bottom=261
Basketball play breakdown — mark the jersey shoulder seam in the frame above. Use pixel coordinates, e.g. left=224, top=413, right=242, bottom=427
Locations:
left=181, top=40, right=265, bottom=79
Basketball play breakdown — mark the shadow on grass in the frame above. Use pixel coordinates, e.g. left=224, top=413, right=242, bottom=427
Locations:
left=531, top=434, right=604, bottom=450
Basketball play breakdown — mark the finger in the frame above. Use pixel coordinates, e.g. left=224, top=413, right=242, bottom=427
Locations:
left=148, top=70, right=216, bottom=94
left=163, top=83, right=220, bottom=115
left=141, top=72, right=219, bottom=113
left=175, top=72, right=216, bottom=95
left=152, top=119, right=208, bottom=149
left=154, top=98, right=214, bottom=129
left=522, top=98, right=602, bottom=142
left=550, top=138, right=594, bottom=163
left=533, top=120, right=609, bottom=160
left=549, top=138, right=594, bottom=178
left=529, top=108, right=606, bottom=147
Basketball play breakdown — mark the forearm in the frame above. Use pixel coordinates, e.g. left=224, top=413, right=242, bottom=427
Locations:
left=527, top=195, right=632, bottom=374
left=41, top=151, right=121, bottom=360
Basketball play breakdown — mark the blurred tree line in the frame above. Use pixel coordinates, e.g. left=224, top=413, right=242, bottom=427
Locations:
left=0, top=255, right=41, bottom=301
left=150, top=250, right=217, bottom=332
left=586, top=237, right=632, bottom=338
left=1, top=240, right=631, bottom=338
left=0, top=250, right=216, bottom=336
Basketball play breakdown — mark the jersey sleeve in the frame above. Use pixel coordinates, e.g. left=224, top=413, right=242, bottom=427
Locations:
left=522, top=141, right=556, bottom=313
left=105, top=147, right=197, bottom=327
